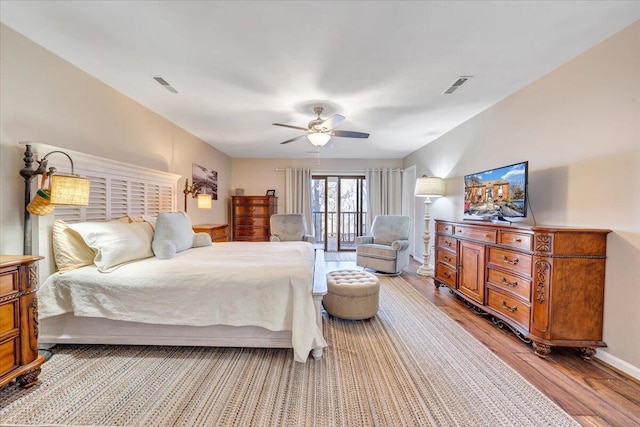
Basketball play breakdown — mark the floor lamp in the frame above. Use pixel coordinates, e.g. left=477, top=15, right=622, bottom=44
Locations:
left=414, top=175, right=445, bottom=277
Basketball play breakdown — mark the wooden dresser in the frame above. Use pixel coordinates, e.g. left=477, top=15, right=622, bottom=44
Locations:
left=192, top=224, right=230, bottom=243
left=231, top=196, right=277, bottom=241
left=433, top=220, right=610, bottom=359
left=0, top=255, right=46, bottom=388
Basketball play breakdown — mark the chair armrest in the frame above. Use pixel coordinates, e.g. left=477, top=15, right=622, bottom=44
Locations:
left=303, top=235, right=315, bottom=244
left=270, top=236, right=281, bottom=242
left=356, top=236, right=373, bottom=245
left=392, top=239, right=410, bottom=250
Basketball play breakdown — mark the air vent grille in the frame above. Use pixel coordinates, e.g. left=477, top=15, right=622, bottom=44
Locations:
left=443, top=76, right=472, bottom=95
left=153, top=76, right=179, bottom=94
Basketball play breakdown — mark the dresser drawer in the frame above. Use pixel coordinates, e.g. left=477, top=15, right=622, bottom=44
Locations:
left=487, top=288, right=530, bottom=329
left=436, top=250, right=456, bottom=267
left=235, top=226, right=270, bottom=239
left=0, top=338, right=19, bottom=375
left=233, top=197, right=273, bottom=207
left=435, top=262, right=457, bottom=288
left=454, top=225, right=496, bottom=243
left=234, top=206, right=272, bottom=216
left=0, top=301, right=18, bottom=336
left=487, top=268, right=532, bottom=302
left=436, top=235, right=457, bottom=251
left=498, top=231, right=533, bottom=251
left=234, top=216, right=270, bottom=226
left=0, top=271, right=18, bottom=297
left=436, top=222, right=455, bottom=235
left=487, top=247, right=532, bottom=276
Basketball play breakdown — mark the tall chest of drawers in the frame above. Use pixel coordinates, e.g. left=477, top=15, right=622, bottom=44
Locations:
left=0, top=255, right=45, bottom=388
left=231, top=196, right=277, bottom=241
left=434, top=220, right=610, bottom=359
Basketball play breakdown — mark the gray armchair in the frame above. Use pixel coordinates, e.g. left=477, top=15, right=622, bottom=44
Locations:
left=356, top=215, right=412, bottom=274
left=270, top=214, right=315, bottom=243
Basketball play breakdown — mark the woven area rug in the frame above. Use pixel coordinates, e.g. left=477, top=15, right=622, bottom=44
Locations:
left=0, top=276, right=578, bottom=426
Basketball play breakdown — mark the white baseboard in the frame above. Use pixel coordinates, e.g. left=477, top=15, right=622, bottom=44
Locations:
left=595, top=350, right=640, bottom=381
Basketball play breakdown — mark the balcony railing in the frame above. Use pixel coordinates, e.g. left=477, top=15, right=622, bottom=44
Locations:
left=312, top=211, right=366, bottom=245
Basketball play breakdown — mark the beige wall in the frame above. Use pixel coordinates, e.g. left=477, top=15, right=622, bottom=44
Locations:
left=0, top=23, right=231, bottom=255
left=231, top=158, right=403, bottom=213
left=405, top=22, right=640, bottom=373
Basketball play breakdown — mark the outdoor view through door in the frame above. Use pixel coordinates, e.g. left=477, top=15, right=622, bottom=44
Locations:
left=312, top=176, right=367, bottom=251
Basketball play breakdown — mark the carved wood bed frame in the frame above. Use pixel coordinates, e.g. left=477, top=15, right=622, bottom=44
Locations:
left=31, top=144, right=327, bottom=360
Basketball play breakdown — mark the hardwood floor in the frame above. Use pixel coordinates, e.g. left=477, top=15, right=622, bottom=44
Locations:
left=327, top=254, right=640, bottom=427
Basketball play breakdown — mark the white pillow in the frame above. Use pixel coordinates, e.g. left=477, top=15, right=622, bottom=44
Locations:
left=152, top=212, right=211, bottom=259
left=52, top=220, right=96, bottom=273
left=68, top=221, right=154, bottom=272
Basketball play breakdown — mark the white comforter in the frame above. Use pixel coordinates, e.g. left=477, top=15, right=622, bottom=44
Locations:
left=38, top=241, right=326, bottom=362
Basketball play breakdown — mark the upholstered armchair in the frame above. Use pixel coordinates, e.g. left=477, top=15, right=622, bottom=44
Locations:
left=356, top=215, right=412, bottom=274
left=270, top=214, right=315, bottom=243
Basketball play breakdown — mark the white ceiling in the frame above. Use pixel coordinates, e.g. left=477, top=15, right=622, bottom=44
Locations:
left=1, top=1, right=639, bottom=159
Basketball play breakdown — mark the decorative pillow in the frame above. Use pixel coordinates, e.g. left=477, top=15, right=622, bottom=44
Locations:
left=52, top=220, right=96, bottom=273
left=68, top=221, right=154, bottom=272
left=152, top=212, right=211, bottom=259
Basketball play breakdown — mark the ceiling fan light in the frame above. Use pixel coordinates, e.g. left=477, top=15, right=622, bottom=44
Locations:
left=307, top=132, right=331, bottom=146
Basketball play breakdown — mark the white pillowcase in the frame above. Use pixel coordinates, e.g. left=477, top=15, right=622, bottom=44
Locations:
left=52, top=220, right=96, bottom=273
left=69, top=221, right=154, bottom=272
left=152, top=212, right=211, bottom=259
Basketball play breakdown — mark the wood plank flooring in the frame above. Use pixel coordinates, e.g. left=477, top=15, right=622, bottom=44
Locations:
left=327, top=254, right=640, bottom=427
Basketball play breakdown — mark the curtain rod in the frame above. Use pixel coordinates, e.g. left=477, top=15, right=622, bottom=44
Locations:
left=275, top=168, right=403, bottom=173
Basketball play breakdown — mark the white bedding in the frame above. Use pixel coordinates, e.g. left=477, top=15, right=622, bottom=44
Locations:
left=38, top=241, right=327, bottom=362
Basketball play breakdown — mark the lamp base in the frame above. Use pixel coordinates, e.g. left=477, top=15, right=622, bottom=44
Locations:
left=416, top=264, right=435, bottom=277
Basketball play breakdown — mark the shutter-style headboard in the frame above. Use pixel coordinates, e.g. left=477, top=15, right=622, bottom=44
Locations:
left=29, top=143, right=181, bottom=280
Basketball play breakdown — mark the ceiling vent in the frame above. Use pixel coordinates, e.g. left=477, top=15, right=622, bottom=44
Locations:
left=153, top=76, right=179, bottom=94
left=443, top=76, right=472, bottom=95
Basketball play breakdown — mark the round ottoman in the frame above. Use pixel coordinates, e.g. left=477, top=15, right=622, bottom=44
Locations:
left=324, top=270, right=380, bottom=320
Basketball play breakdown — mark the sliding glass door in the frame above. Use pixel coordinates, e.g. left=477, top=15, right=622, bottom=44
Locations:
left=312, top=176, right=367, bottom=251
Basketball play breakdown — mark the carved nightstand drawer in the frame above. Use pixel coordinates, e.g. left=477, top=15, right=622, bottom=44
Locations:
left=487, top=268, right=532, bottom=302
left=0, top=270, right=18, bottom=297
left=487, top=288, right=531, bottom=330
left=0, top=300, right=18, bottom=336
left=436, top=250, right=456, bottom=268
left=498, top=231, right=533, bottom=251
left=0, top=338, right=19, bottom=375
left=487, top=247, right=532, bottom=276
left=436, top=222, right=455, bottom=235
left=436, top=235, right=457, bottom=251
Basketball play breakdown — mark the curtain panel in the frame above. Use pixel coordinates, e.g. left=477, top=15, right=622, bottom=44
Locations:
left=365, top=168, right=402, bottom=230
left=284, top=168, right=313, bottom=235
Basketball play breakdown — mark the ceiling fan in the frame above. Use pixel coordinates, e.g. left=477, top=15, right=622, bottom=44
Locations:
left=273, top=107, right=370, bottom=146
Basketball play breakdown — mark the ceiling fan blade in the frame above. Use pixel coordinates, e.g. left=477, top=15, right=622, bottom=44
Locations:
left=273, top=123, right=309, bottom=131
left=280, top=134, right=308, bottom=145
left=320, top=114, right=345, bottom=131
left=331, top=130, right=370, bottom=138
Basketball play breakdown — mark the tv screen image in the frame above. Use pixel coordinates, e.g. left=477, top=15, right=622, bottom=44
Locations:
left=463, top=161, right=528, bottom=220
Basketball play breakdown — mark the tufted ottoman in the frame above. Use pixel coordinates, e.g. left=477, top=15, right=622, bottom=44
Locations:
left=324, top=270, right=380, bottom=320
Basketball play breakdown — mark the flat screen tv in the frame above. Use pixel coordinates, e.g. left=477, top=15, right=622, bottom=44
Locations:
left=463, top=161, right=528, bottom=222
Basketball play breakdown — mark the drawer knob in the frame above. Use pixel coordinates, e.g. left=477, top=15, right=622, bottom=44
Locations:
left=502, top=255, right=519, bottom=265
left=501, top=301, right=518, bottom=312
left=249, top=207, right=256, bottom=212
left=485, top=234, right=492, bottom=238
left=501, top=277, right=518, bottom=287
left=445, top=241, right=452, bottom=247
left=444, top=255, right=452, bottom=263
left=514, top=238, right=522, bottom=243
left=443, top=271, right=451, bottom=279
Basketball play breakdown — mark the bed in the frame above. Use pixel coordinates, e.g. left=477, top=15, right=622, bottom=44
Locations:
left=30, top=145, right=327, bottom=363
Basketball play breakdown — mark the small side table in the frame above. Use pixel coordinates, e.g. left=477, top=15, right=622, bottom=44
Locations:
left=192, top=224, right=230, bottom=243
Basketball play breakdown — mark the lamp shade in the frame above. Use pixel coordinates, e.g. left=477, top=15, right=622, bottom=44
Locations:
left=414, top=176, right=445, bottom=198
left=306, top=132, right=331, bottom=147
left=50, top=175, right=90, bottom=205
left=197, top=193, right=212, bottom=209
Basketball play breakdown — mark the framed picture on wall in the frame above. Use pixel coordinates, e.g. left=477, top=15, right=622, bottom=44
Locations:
left=192, top=163, right=218, bottom=200
left=266, top=189, right=276, bottom=196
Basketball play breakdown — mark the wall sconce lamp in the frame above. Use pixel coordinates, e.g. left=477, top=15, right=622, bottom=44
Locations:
left=19, top=144, right=91, bottom=254
left=183, top=178, right=212, bottom=212
left=414, top=175, right=445, bottom=277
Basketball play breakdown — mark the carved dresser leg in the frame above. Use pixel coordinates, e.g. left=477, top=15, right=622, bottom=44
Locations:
left=16, top=367, right=41, bottom=388
left=532, top=342, right=552, bottom=358
left=579, top=347, right=597, bottom=360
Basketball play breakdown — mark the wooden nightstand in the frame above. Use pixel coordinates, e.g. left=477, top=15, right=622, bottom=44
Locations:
left=193, top=224, right=230, bottom=243
left=0, top=255, right=46, bottom=389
